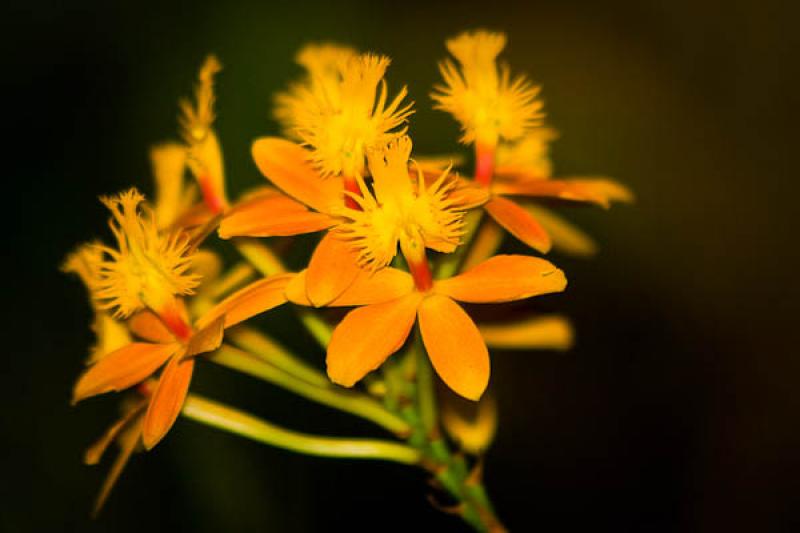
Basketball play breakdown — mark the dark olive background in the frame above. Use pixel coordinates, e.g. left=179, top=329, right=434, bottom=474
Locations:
left=3, top=0, right=798, bottom=531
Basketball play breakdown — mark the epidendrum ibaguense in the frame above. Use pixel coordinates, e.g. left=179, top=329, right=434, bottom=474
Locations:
left=63, top=30, right=632, bottom=531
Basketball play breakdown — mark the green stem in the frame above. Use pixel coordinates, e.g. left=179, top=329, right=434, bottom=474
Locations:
left=233, top=238, right=286, bottom=276
left=208, top=344, right=411, bottom=436
left=182, top=394, right=420, bottom=464
left=296, top=309, right=332, bottom=349
left=226, top=326, right=329, bottom=388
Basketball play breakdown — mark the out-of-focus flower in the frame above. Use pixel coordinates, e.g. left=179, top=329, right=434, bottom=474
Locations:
left=441, top=393, right=498, bottom=455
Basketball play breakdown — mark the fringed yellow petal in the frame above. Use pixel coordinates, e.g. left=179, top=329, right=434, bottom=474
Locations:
left=432, top=30, right=544, bottom=146
left=142, top=354, right=194, bottom=450
left=286, top=267, right=414, bottom=307
left=179, top=55, right=228, bottom=213
left=479, top=314, right=574, bottom=351
left=326, top=292, right=423, bottom=387
left=92, top=189, right=201, bottom=318
left=305, top=232, right=363, bottom=307
left=219, top=190, right=337, bottom=239
left=523, top=205, right=598, bottom=257
left=418, top=294, right=489, bottom=400
left=274, top=51, right=413, bottom=177
left=72, top=343, right=179, bottom=403
left=484, top=196, right=551, bottom=253
left=435, top=255, right=567, bottom=303
left=195, top=274, right=293, bottom=330
left=251, top=137, right=343, bottom=213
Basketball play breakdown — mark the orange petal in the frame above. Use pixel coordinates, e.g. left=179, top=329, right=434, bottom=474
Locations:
left=461, top=218, right=504, bottom=272
left=523, top=205, right=598, bottom=257
left=195, top=274, right=293, bottom=330
left=219, top=191, right=337, bottom=239
left=286, top=267, right=414, bottom=307
left=493, top=178, right=633, bottom=208
left=435, top=254, right=567, bottom=303
left=326, top=292, right=423, bottom=387
left=186, top=315, right=225, bottom=357
left=305, top=233, right=363, bottom=307
left=73, top=343, right=179, bottom=403
left=479, top=314, right=574, bottom=351
left=128, top=311, right=174, bottom=343
left=90, top=416, right=143, bottom=518
left=84, top=400, right=147, bottom=465
left=484, top=196, right=551, bottom=253
left=418, top=294, right=489, bottom=400
left=251, top=137, right=343, bottom=213
left=141, top=354, right=194, bottom=450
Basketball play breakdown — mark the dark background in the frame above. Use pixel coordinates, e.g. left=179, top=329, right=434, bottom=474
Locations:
left=4, top=0, right=799, bottom=531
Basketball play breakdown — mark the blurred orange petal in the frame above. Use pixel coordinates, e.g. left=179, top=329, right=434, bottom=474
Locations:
left=326, top=292, right=423, bottom=387
left=84, top=400, right=147, bottom=465
left=305, top=233, right=362, bottom=307
left=128, top=311, right=174, bottom=343
left=523, top=205, right=598, bottom=257
left=484, top=196, right=551, bottom=253
left=73, top=343, right=179, bottom=403
left=435, top=254, right=567, bottom=303
left=494, top=178, right=633, bottom=208
left=195, top=274, right=293, bottom=330
left=142, top=355, right=194, bottom=450
left=251, top=137, right=343, bottom=213
left=286, top=267, right=414, bottom=307
left=479, top=314, right=574, bottom=351
left=418, top=294, right=489, bottom=400
left=461, top=218, right=504, bottom=272
left=219, top=191, right=337, bottom=239
left=90, top=416, right=143, bottom=517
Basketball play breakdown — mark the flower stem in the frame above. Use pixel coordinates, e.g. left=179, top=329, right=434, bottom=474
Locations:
left=208, top=344, right=411, bottom=436
left=182, top=394, right=420, bottom=464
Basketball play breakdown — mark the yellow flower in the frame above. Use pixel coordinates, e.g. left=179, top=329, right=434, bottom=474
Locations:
left=337, top=136, right=466, bottom=274
left=274, top=49, right=413, bottom=182
left=91, top=188, right=201, bottom=320
left=62, top=244, right=132, bottom=363
left=179, top=55, right=228, bottom=213
left=286, top=254, right=567, bottom=400
left=432, top=30, right=544, bottom=150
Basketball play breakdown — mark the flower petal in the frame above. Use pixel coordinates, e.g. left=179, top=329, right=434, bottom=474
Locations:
left=72, top=343, right=179, bottom=403
left=195, top=274, right=293, bottom=330
left=326, top=292, right=422, bottom=387
left=186, top=315, right=226, bottom=357
left=523, top=205, right=598, bottom=257
left=493, top=178, right=633, bottom=208
left=461, top=218, right=504, bottom=272
left=142, top=354, right=194, bottom=450
left=90, top=416, right=143, bottom=517
left=305, top=233, right=363, bottom=307
left=484, top=196, right=551, bottom=253
left=219, top=190, right=337, bottom=239
left=418, top=294, right=489, bottom=400
left=286, top=267, right=414, bottom=307
left=128, top=311, right=174, bottom=343
left=435, top=254, right=567, bottom=303
left=479, top=314, right=574, bottom=350
left=251, top=137, right=343, bottom=213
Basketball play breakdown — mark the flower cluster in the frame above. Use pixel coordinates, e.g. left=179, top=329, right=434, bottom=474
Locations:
left=64, top=30, right=631, bottom=520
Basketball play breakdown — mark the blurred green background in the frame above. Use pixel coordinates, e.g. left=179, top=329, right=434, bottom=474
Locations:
left=4, top=0, right=798, bottom=531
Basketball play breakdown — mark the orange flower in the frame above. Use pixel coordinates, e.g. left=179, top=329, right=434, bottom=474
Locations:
left=286, top=254, right=567, bottom=400
left=220, top=136, right=481, bottom=306
left=72, top=189, right=293, bottom=448
left=478, top=128, right=634, bottom=254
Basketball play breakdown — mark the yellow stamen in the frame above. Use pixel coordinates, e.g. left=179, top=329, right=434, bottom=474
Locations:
left=91, top=189, right=201, bottom=318
left=274, top=50, right=414, bottom=178
left=431, top=30, right=545, bottom=148
left=336, top=136, right=465, bottom=272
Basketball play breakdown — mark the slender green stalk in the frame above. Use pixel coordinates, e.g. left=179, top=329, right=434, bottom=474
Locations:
left=227, top=326, right=329, bottom=388
left=208, top=262, right=256, bottom=299
left=233, top=238, right=286, bottom=276
left=413, top=330, right=437, bottom=435
left=182, top=394, right=420, bottom=464
left=208, top=344, right=411, bottom=436
left=296, top=308, right=332, bottom=348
